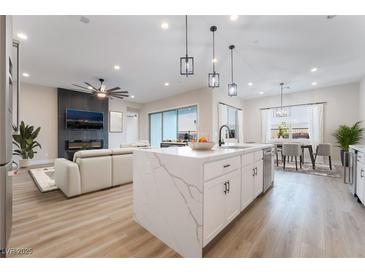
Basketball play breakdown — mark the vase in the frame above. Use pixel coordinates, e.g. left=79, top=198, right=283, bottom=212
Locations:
left=19, top=159, right=30, bottom=168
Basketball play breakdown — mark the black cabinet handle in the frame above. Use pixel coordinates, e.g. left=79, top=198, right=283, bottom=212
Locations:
left=224, top=182, right=228, bottom=194
left=252, top=168, right=255, bottom=176
left=223, top=164, right=231, bottom=168
left=255, top=167, right=258, bottom=176
left=361, top=169, right=364, bottom=178
left=227, top=181, right=230, bottom=193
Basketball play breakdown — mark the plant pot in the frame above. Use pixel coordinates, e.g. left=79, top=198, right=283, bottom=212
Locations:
left=340, top=150, right=350, bottom=167
left=19, top=159, right=30, bottom=168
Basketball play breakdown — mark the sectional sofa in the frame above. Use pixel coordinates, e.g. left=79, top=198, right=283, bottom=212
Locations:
left=55, top=147, right=137, bottom=197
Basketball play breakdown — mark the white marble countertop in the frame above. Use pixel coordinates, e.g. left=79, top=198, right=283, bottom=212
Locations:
left=350, top=145, right=365, bottom=153
left=139, top=143, right=273, bottom=160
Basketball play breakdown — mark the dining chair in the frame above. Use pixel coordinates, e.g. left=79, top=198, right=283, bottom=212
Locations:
left=282, top=143, right=302, bottom=170
left=315, top=143, right=332, bottom=170
left=274, top=144, right=282, bottom=166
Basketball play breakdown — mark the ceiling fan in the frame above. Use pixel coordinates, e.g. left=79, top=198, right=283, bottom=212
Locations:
left=73, top=78, right=129, bottom=99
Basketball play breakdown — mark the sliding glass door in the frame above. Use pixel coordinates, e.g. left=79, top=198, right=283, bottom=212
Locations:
left=149, top=105, right=197, bottom=148
left=149, top=112, right=162, bottom=148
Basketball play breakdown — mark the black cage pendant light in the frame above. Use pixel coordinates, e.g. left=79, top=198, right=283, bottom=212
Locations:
left=208, top=26, right=220, bottom=88
left=180, top=15, right=194, bottom=76
left=228, top=45, right=237, bottom=96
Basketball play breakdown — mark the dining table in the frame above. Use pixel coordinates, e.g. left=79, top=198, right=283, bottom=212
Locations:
left=273, top=141, right=316, bottom=170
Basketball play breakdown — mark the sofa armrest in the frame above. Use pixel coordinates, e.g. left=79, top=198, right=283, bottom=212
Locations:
left=55, top=158, right=81, bottom=198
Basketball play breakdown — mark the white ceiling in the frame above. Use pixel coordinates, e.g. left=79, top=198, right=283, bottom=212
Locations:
left=13, top=15, right=365, bottom=103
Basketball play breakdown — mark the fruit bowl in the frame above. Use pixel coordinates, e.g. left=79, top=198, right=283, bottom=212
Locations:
left=188, top=142, right=215, bottom=151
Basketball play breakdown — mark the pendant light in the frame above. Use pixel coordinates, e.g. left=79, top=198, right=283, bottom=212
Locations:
left=228, top=45, right=237, bottom=96
left=276, top=83, right=288, bottom=117
left=208, top=26, right=219, bottom=88
left=180, top=15, right=194, bottom=76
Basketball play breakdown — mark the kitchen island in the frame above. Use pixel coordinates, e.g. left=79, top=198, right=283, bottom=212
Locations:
left=133, top=143, right=273, bottom=257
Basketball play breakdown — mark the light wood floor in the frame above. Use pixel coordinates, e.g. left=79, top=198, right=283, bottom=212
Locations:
left=8, top=166, right=365, bottom=257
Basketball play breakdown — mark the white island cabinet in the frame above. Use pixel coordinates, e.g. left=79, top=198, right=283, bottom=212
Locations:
left=133, top=144, right=273, bottom=258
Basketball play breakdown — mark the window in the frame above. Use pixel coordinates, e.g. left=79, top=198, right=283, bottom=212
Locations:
left=218, top=103, right=242, bottom=142
left=270, top=105, right=311, bottom=140
left=149, top=105, right=197, bottom=148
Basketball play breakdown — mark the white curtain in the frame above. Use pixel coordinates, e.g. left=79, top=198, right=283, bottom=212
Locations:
left=237, top=109, right=244, bottom=143
left=261, top=109, right=272, bottom=143
left=308, top=103, right=324, bottom=148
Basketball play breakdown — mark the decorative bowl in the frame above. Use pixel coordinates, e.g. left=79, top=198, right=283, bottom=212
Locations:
left=188, top=142, right=215, bottom=151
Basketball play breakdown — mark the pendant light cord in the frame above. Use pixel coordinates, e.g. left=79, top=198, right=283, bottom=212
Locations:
left=230, top=48, right=234, bottom=83
left=212, top=30, right=215, bottom=73
left=185, top=15, right=188, bottom=58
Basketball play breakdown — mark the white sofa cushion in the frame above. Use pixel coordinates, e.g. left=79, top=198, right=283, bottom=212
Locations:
left=111, top=147, right=137, bottom=155
left=76, top=156, right=112, bottom=193
left=73, top=149, right=112, bottom=161
left=55, top=158, right=82, bottom=197
left=112, top=154, right=133, bottom=186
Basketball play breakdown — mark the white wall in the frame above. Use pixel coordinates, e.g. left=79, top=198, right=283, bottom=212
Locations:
left=243, top=82, right=360, bottom=162
left=17, top=82, right=58, bottom=161
left=139, top=87, right=214, bottom=141
left=108, top=99, right=142, bottom=149
left=360, top=78, right=365, bottom=144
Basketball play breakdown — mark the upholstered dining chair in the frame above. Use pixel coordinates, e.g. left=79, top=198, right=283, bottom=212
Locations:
left=274, top=144, right=282, bottom=166
left=282, top=143, right=302, bottom=170
left=315, top=143, right=332, bottom=170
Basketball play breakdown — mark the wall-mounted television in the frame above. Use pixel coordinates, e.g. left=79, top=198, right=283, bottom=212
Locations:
left=65, top=109, right=104, bottom=129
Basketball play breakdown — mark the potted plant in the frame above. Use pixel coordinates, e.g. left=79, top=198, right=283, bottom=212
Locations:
left=333, top=121, right=363, bottom=166
left=277, top=122, right=289, bottom=139
left=13, top=121, right=42, bottom=168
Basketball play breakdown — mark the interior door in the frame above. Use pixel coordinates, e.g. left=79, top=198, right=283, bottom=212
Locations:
left=225, top=171, right=241, bottom=223
left=241, top=164, right=254, bottom=210
left=254, top=160, right=264, bottom=197
left=203, top=177, right=226, bottom=246
left=149, top=112, right=162, bottom=148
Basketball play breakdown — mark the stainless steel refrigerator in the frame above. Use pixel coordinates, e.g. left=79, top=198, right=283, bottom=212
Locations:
left=0, top=15, right=14, bottom=258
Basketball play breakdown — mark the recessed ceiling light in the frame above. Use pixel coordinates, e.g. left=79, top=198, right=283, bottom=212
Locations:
left=161, top=22, right=169, bottom=30
left=230, top=15, right=239, bottom=21
left=310, top=67, right=318, bottom=72
left=114, top=65, right=120, bottom=70
left=17, top=32, right=28, bottom=40
left=212, top=58, right=218, bottom=63
left=22, top=72, right=30, bottom=77
left=248, top=82, right=253, bottom=86
left=164, top=82, right=170, bottom=87
left=312, top=82, right=318, bottom=86
left=130, top=95, right=135, bottom=99
left=259, top=91, right=264, bottom=95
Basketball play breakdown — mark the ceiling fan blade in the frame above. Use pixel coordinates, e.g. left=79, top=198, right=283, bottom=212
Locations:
left=72, top=84, right=90, bottom=90
left=112, top=94, right=129, bottom=99
left=84, top=82, right=98, bottom=91
left=112, top=93, right=129, bottom=97
left=111, top=91, right=129, bottom=94
left=106, top=87, right=121, bottom=92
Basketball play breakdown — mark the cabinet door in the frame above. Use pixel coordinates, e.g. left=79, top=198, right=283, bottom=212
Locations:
left=203, top=177, right=227, bottom=246
left=357, top=163, right=365, bottom=204
left=225, top=171, right=241, bottom=223
left=254, top=160, right=264, bottom=197
left=241, top=164, right=254, bottom=210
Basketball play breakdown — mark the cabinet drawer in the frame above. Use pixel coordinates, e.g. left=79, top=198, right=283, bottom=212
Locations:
left=358, top=152, right=365, bottom=164
left=254, top=150, right=263, bottom=162
left=204, top=156, right=240, bottom=181
left=242, top=153, right=254, bottom=167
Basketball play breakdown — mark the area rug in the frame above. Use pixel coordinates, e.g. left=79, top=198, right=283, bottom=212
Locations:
left=274, top=161, right=342, bottom=178
left=29, top=166, right=58, bottom=192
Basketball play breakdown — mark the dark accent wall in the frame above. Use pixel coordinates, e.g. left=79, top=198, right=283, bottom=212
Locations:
left=57, top=88, right=109, bottom=158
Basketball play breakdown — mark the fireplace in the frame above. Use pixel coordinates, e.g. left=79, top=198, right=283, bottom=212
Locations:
left=65, top=139, right=104, bottom=160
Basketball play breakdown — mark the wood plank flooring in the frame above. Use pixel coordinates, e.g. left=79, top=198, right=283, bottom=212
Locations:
left=7, top=166, right=365, bottom=257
